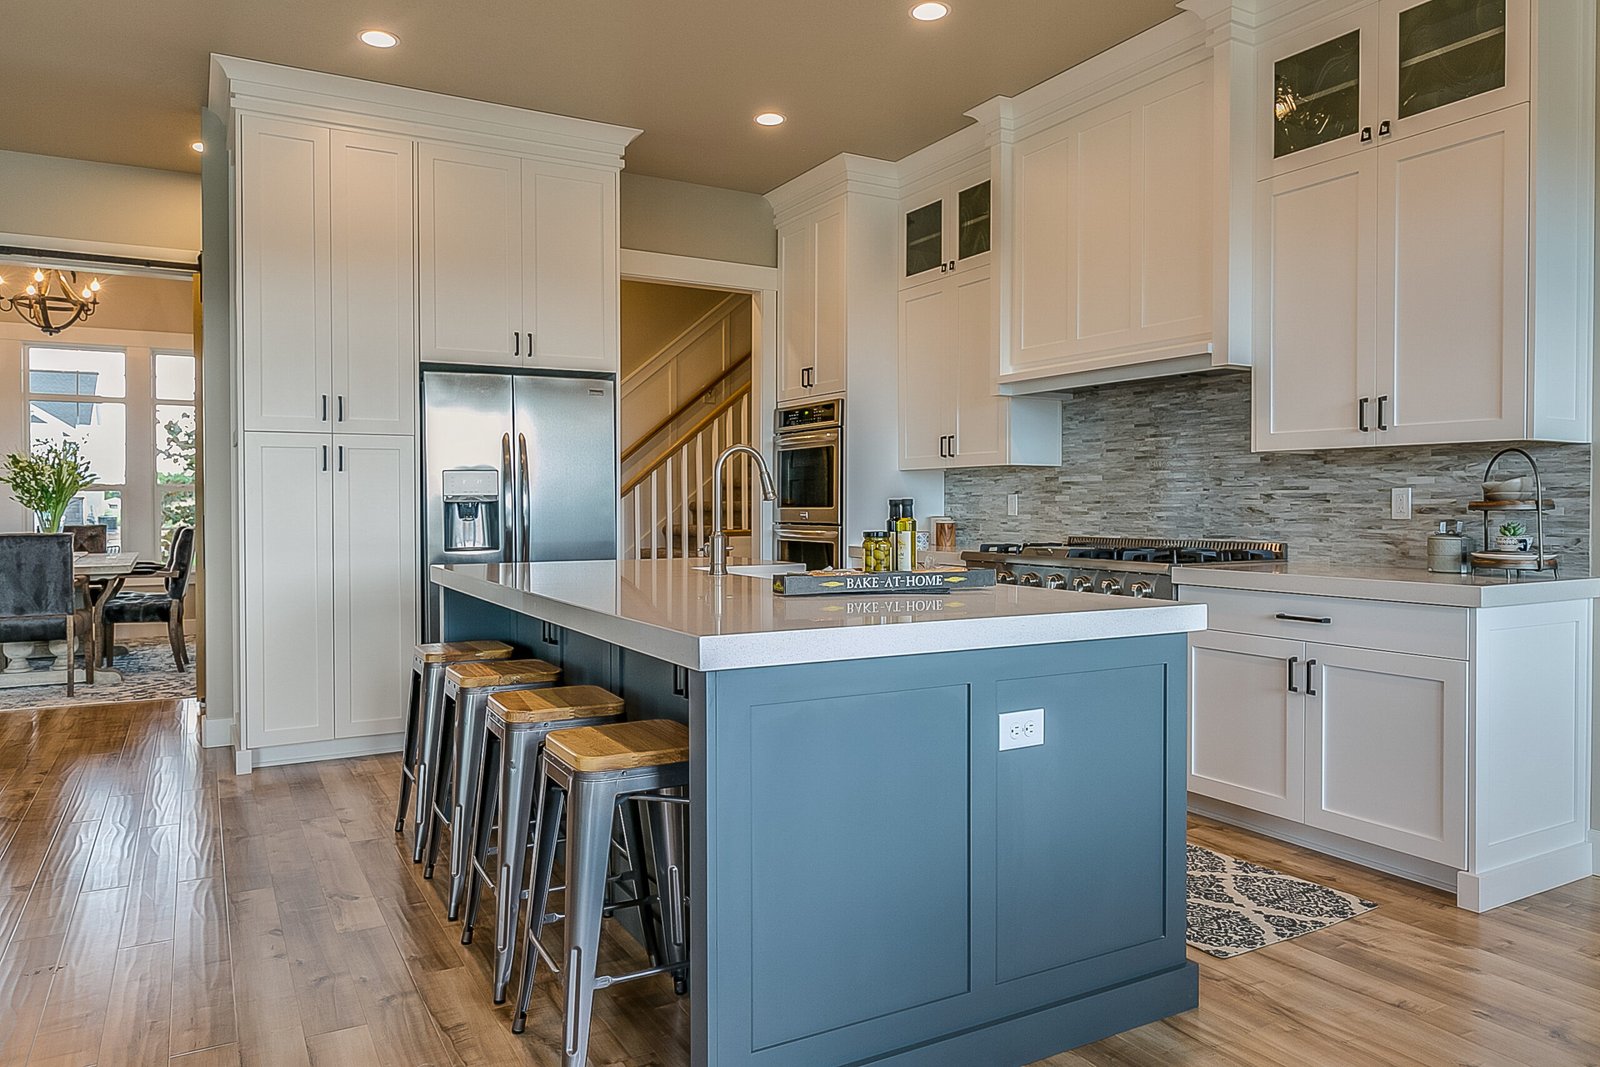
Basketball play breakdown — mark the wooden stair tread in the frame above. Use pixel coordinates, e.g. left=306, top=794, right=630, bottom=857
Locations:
left=545, top=719, right=690, bottom=772
left=489, top=685, right=625, bottom=725
left=444, top=658, right=560, bottom=689
left=414, top=640, right=515, bottom=664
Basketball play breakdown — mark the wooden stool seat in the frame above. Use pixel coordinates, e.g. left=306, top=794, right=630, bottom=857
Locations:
left=445, top=658, right=560, bottom=689
left=545, top=719, right=690, bottom=773
left=489, top=685, right=625, bottom=726
left=414, top=640, right=515, bottom=664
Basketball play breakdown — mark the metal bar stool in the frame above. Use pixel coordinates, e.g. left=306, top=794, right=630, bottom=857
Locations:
left=461, top=685, right=627, bottom=1003
left=425, top=658, right=561, bottom=920
left=511, top=719, right=691, bottom=1067
left=395, top=640, right=515, bottom=863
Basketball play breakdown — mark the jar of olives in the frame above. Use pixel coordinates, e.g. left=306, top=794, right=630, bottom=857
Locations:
left=862, top=532, right=893, bottom=572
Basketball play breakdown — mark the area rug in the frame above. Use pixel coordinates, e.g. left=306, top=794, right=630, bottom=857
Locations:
left=1186, top=843, right=1376, bottom=958
left=0, top=638, right=198, bottom=710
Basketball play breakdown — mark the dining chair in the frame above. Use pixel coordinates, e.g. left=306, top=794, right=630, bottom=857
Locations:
left=64, top=524, right=108, bottom=553
left=101, top=524, right=195, bottom=671
left=0, top=533, right=95, bottom=695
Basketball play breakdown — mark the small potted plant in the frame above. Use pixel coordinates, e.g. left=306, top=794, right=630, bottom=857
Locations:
left=1494, top=520, right=1531, bottom=554
left=0, top=440, right=97, bottom=534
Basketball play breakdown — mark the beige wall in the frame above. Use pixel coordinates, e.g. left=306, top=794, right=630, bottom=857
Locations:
left=0, top=150, right=200, bottom=255
left=621, top=281, right=732, bottom=376
left=0, top=264, right=192, bottom=334
left=620, top=173, right=777, bottom=267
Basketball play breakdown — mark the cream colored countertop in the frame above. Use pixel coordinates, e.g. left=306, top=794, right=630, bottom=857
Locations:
left=433, top=558, right=1206, bottom=671
left=1172, top=561, right=1600, bottom=608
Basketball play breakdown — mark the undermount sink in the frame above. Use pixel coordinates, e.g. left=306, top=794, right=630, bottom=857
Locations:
left=691, top=563, right=805, bottom=578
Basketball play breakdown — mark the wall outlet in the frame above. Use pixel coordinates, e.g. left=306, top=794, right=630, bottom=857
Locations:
left=1007, top=493, right=1020, bottom=517
left=1391, top=487, right=1412, bottom=520
left=998, top=708, right=1045, bottom=751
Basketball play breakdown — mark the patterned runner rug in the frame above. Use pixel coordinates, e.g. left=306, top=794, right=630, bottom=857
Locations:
left=1187, top=843, right=1377, bottom=958
left=0, top=639, right=198, bottom=710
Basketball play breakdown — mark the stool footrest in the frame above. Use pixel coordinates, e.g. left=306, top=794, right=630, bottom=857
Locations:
left=594, top=961, right=689, bottom=991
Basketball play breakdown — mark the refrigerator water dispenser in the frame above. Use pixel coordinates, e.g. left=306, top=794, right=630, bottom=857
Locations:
left=442, top=468, right=501, bottom=552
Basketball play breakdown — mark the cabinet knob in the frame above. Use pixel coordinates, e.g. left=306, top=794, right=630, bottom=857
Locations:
left=1360, top=126, right=1373, bottom=143
left=1379, top=120, right=1391, bottom=138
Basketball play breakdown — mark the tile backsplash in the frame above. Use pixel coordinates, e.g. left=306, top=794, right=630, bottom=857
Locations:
left=944, top=372, right=1592, bottom=575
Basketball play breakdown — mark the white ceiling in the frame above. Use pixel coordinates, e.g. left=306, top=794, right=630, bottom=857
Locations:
left=1, top=1, right=1183, bottom=194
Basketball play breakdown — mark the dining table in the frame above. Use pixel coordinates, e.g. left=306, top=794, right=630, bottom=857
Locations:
left=0, top=550, right=140, bottom=689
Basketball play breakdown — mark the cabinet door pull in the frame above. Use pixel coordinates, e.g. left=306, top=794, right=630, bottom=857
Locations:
left=321, top=394, right=329, bottom=422
left=948, top=260, right=955, bottom=271
left=527, top=332, right=535, bottom=358
left=321, top=444, right=328, bottom=472
left=514, top=332, right=520, bottom=358
left=1360, top=126, right=1373, bottom=143
left=1305, top=659, right=1318, bottom=696
left=1377, top=395, right=1388, bottom=431
left=938, top=435, right=947, bottom=458
left=337, top=445, right=345, bottom=472
left=1358, top=396, right=1370, bottom=432
left=948, top=434, right=956, bottom=457
left=1275, top=612, right=1332, bottom=624
left=1287, top=655, right=1300, bottom=693
left=940, top=263, right=948, bottom=273
left=1379, top=120, right=1391, bottom=138
left=337, top=395, right=345, bottom=422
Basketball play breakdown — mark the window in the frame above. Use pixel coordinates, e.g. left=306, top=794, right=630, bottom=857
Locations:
left=21, top=342, right=198, bottom=556
left=26, top=345, right=128, bottom=549
left=155, top=353, right=197, bottom=552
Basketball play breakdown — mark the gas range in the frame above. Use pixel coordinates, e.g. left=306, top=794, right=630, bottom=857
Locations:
left=960, top=537, right=1288, bottom=600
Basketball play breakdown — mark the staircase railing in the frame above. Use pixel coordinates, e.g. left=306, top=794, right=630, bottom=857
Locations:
left=622, top=352, right=753, bottom=465
left=621, top=384, right=754, bottom=560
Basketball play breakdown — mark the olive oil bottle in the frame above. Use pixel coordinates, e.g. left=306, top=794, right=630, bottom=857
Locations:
left=894, top=503, right=917, bottom=571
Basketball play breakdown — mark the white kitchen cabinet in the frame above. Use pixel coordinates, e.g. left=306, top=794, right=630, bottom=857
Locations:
left=1188, top=630, right=1306, bottom=822
left=1007, top=63, right=1212, bottom=379
left=239, top=118, right=415, bottom=435
left=1257, top=6, right=1379, bottom=180
left=332, top=435, right=418, bottom=738
left=239, top=115, right=332, bottom=434
left=521, top=162, right=618, bottom=375
left=331, top=129, right=417, bottom=435
left=897, top=266, right=1061, bottom=471
left=899, top=164, right=991, bottom=289
left=1305, top=643, right=1467, bottom=867
left=1179, top=579, right=1592, bottom=911
left=242, top=433, right=336, bottom=748
left=242, top=432, right=418, bottom=751
left=777, top=205, right=847, bottom=402
left=417, top=144, right=524, bottom=367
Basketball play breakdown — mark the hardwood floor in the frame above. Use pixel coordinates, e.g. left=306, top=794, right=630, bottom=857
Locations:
left=0, top=698, right=1595, bottom=1066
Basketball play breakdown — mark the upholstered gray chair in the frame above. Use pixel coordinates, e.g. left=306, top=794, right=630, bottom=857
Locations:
left=102, top=524, right=194, bottom=671
left=0, top=533, right=94, bottom=695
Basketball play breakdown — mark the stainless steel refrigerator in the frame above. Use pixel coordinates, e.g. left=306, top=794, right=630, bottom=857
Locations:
left=421, top=369, right=617, bottom=637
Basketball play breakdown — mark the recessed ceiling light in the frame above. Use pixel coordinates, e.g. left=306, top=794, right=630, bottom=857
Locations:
left=359, top=29, right=399, bottom=48
left=190, top=141, right=205, bottom=153
left=754, top=112, right=786, bottom=127
left=910, top=2, right=950, bottom=21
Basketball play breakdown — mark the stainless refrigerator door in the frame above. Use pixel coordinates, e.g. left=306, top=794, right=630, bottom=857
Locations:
left=422, top=371, right=514, bottom=635
left=513, top=375, right=618, bottom=561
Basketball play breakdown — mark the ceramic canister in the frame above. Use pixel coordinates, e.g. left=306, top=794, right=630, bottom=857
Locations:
left=1427, top=533, right=1468, bottom=573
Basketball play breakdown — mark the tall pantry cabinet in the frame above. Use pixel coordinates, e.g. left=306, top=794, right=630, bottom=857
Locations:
left=212, top=57, right=638, bottom=768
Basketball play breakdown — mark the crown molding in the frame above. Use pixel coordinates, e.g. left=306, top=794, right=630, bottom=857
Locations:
left=209, top=55, right=641, bottom=170
left=765, top=153, right=901, bottom=223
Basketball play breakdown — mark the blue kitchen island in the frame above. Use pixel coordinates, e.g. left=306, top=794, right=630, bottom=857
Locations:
left=432, top=558, right=1205, bottom=1067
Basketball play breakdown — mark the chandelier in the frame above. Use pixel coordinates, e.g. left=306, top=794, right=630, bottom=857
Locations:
left=0, top=268, right=101, bottom=335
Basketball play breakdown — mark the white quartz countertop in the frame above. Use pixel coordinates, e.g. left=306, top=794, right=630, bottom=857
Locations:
left=1172, top=561, right=1600, bottom=608
left=433, top=558, right=1206, bottom=671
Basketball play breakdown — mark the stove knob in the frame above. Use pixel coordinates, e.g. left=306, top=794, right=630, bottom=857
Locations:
left=1099, top=577, right=1123, bottom=596
left=996, top=570, right=1018, bottom=585
left=1019, top=572, right=1043, bottom=587
left=1129, top=581, right=1154, bottom=599
left=1043, top=574, right=1068, bottom=590
left=1071, top=575, right=1094, bottom=592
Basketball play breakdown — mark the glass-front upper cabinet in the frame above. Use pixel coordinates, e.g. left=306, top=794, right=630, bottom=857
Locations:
left=1380, top=0, right=1527, bottom=140
left=1260, top=8, right=1377, bottom=177
left=902, top=167, right=993, bottom=287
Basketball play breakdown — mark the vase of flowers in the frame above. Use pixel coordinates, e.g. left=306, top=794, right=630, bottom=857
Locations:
left=0, top=441, right=97, bottom=534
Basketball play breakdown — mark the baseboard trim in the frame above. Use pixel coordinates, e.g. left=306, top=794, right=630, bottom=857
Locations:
left=244, top=733, right=404, bottom=770
left=1188, top=795, right=1458, bottom=892
left=1458, top=840, right=1596, bottom=912
left=200, top=714, right=233, bottom=750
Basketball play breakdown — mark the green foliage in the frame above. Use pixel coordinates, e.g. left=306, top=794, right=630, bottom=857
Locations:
left=157, top=412, right=197, bottom=546
left=0, top=440, right=97, bottom=533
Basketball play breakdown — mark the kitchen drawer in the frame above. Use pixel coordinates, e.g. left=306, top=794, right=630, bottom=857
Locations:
left=1179, top=587, right=1468, bottom=661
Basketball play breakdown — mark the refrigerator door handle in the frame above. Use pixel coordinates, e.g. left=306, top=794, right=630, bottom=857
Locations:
left=518, top=432, right=532, bottom=561
left=501, top=432, right=515, bottom=563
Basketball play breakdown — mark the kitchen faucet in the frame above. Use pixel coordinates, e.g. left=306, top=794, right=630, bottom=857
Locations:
left=704, top=444, right=777, bottom=576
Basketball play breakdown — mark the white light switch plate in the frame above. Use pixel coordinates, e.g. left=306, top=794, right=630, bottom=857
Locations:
left=999, top=708, right=1045, bottom=751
